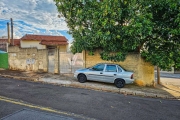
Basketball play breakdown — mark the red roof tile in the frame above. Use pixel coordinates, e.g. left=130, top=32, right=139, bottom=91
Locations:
left=0, top=39, right=20, bottom=46
left=14, top=39, right=20, bottom=46
left=21, top=34, right=68, bottom=42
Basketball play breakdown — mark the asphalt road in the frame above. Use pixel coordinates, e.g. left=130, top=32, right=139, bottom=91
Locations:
left=0, top=100, right=80, bottom=120
left=0, top=76, right=180, bottom=120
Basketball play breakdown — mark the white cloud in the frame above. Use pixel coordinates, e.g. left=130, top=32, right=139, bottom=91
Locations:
left=0, top=29, right=6, bottom=37
left=0, top=0, right=69, bottom=38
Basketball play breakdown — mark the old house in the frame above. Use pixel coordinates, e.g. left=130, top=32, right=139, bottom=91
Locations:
left=7, top=34, right=79, bottom=74
left=19, top=34, right=69, bottom=73
left=20, top=34, right=68, bottom=51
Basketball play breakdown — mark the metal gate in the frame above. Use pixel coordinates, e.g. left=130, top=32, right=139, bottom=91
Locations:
left=48, top=48, right=55, bottom=73
left=59, top=52, right=83, bottom=73
left=0, top=51, right=8, bottom=69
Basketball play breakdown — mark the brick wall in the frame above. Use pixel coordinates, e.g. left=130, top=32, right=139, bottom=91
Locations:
left=84, top=50, right=154, bottom=86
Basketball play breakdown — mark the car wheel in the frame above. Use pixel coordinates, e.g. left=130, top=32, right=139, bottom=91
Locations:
left=114, top=79, right=125, bottom=88
left=78, top=74, right=87, bottom=83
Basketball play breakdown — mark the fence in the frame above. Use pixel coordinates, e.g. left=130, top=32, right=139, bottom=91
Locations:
left=0, top=52, right=8, bottom=69
left=59, top=52, right=84, bottom=73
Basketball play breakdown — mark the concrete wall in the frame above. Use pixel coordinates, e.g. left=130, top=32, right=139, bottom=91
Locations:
left=21, top=40, right=46, bottom=49
left=8, top=46, right=48, bottom=72
left=8, top=45, right=68, bottom=73
left=59, top=45, right=67, bottom=52
left=84, top=50, right=154, bottom=86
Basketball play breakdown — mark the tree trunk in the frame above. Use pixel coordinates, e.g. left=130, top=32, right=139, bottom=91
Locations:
left=157, top=67, right=160, bottom=84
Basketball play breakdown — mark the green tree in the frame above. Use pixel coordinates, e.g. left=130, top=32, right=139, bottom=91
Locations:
left=141, top=0, right=180, bottom=70
left=54, top=0, right=180, bottom=70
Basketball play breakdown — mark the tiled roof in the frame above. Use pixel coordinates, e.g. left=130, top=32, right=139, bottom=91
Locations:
left=21, top=34, right=67, bottom=42
left=0, top=39, right=20, bottom=46
left=21, top=34, right=68, bottom=45
left=12, top=39, right=20, bottom=46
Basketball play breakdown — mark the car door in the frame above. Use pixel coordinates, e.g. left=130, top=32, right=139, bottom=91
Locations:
left=86, top=64, right=105, bottom=81
left=102, top=65, right=118, bottom=83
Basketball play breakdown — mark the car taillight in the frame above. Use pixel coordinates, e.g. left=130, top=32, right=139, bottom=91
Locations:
left=131, top=74, right=133, bottom=79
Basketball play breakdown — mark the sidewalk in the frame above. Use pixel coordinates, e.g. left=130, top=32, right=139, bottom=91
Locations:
left=0, top=69, right=180, bottom=99
left=154, top=71, right=180, bottom=88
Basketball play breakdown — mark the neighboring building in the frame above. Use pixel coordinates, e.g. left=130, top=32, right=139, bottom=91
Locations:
left=20, top=34, right=68, bottom=51
left=0, top=39, right=20, bottom=52
left=0, top=39, right=7, bottom=51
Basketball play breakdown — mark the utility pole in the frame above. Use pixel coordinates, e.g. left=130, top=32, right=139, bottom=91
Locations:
left=7, top=22, right=10, bottom=43
left=157, top=67, right=160, bottom=84
left=10, top=18, right=14, bottom=46
left=7, top=22, right=10, bottom=52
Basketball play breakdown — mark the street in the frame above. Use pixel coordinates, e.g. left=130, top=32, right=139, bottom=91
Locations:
left=0, top=76, right=180, bottom=120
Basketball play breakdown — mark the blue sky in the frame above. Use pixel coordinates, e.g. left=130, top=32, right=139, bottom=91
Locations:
left=0, top=0, right=73, bottom=42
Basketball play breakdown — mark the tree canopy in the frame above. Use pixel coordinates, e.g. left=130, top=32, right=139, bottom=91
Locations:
left=54, top=0, right=180, bottom=70
left=141, top=0, right=180, bottom=70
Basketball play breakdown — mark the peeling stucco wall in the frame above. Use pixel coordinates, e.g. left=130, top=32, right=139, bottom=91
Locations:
left=8, top=46, right=48, bottom=72
left=8, top=45, right=69, bottom=74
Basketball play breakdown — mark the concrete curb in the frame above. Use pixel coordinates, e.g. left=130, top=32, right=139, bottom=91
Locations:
left=0, top=75, right=38, bottom=81
left=0, top=75, right=180, bottom=99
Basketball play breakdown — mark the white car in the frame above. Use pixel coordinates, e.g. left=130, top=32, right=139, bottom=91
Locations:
left=74, top=63, right=134, bottom=88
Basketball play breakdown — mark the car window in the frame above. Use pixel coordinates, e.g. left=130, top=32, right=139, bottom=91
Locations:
left=105, top=65, right=117, bottom=72
left=118, top=66, right=122, bottom=72
left=117, top=65, right=126, bottom=71
left=92, top=64, right=105, bottom=71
